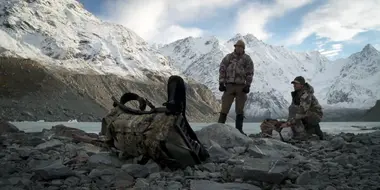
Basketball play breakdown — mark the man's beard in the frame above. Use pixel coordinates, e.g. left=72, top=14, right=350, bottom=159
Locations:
left=234, top=49, right=244, bottom=55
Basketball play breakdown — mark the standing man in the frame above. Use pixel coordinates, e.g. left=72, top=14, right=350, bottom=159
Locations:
left=280, top=76, right=324, bottom=140
left=217, top=39, right=254, bottom=135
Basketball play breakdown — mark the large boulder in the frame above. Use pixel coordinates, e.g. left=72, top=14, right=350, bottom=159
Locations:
left=195, top=123, right=295, bottom=184
left=195, top=123, right=253, bottom=149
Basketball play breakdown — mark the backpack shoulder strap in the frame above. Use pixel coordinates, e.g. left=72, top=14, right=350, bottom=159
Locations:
left=163, top=75, right=187, bottom=115
left=112, top=92, right=164, bottom=115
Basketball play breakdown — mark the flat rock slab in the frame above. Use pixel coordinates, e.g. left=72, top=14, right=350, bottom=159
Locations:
left=35, top=139, right=63, bottom=150
left=190, top=180, right=261, bottom=190
left=207, top=140, right=232, bottom=162
left=247, top=138, right=299, bottom=159
left=32, top=161, right=75, bottom=180
left=88, top=153, right=123, bottom=167
left=121, top=164, right=150, bottom=178
left=230, top=158, right=292, bottom=184
left=195, top=123, right=253, bottom=149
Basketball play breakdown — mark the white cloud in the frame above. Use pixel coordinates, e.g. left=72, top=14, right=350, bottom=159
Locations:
left=285, top=0, right=380, bottom=45
left=319, top=43, right=344, bottom=58
left=375, top=44, right=380, bottom=51
left=234, top=0, right=314, bottom=40
left=153, top=25, right=204, bottom=44
left=102, top=0, right=241, bottom=44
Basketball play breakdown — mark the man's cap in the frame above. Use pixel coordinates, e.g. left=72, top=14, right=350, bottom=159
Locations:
left=291, top=76, right=305, bottom=85
left=234, top=40, right=245, bottom=49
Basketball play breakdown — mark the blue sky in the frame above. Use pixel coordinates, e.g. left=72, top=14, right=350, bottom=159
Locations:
left=78, top=0, right=380, bottom=60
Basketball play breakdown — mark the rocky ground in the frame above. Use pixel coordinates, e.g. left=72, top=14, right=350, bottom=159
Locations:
left=0, top=120, right=379, bottom=190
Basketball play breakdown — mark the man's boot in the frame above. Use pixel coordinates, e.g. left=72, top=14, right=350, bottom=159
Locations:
left=235, top=114, right=246, bottom=135
left=314, top=123, right=324, bottom=140
left=218, top=113, right=227, bottom=124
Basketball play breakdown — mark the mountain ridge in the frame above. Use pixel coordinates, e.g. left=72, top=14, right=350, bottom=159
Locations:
left=1, top=0, right=378, bottom=121
left=159, top=34, right=380, bottom=119
left=0, top=0, right=221, bottom=122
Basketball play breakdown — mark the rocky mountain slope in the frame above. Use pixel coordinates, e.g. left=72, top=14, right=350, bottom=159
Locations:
left=360, top=100, right=380, bottom=121
left=0, top=0, right=220, bottom=122
left=319, top=44, right=380, bottom=108
left=0, top=57, right=220, bottom=122
left=160, top=35, right=380, bottom=120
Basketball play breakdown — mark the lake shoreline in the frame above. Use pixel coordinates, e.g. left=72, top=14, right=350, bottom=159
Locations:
left=8, top=121, right=380, bottom=135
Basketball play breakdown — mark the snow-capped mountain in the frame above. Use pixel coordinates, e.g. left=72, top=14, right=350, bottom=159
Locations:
left=160, top=35, right=380, bottom=118
left=160, top=34, right=330, bottom=118
left=321, top=44, right=380, bottom=109
left=0, top=0, right=177, bottom=80
left=0, top=0, right=222, bottom=122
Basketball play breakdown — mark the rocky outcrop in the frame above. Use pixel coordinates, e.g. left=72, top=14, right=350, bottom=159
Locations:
left=0, top=57, right=220, bottom=122
left=0, top=122, right=379, bottom=189
left=360, top=100, right=380, bottom=121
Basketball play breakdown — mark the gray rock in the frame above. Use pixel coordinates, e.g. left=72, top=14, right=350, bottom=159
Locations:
left=325, top=185, right=337, bottom=190
left=330, top=137, right=346, bottom=150
left=296, top=171, right=319, bottom=185
left=114, top=178, right=134, bottom=189
left=184, top=166, right=194, bottom=176
left=226, top=158, right=245, bottom=165
left=209, top=172, right=221, bottom=178
left=32, top=161, right=75, bottom=180
left=112, top=171, right=134, bottom=188
left=64, top=176, right=80, bottom=187
left=51, top=179, right=64, bottom=186
left=88, top=153, right=123, bottom=167
left=77, top=143, right=103, bottom=154
left=195, top=124, right=253, bottom=149
left=194, top=170, right=209, bottom=178
left=134, top=178, right=150, bottom=188
left=167, top=180, right=183, bottom=189
left=121, top=164, right=150, bottom=178
left=207, top=140, right=232, bottom=162
left=233, top=146, right=246, bottom=154
left=148, top=172, right=161, bottom=181
left=145, top=160, right=161, bottom=173
left=247, top=146, right=266, bottom=158
left=88, top=167, right=120, bottom=178
left=248, top=138, right=298, bottom=159
left=190, top=180, right=261, bottom=190
left=35, top=139, right=63, bottom=150
left=230, top=158, right=292, bottom=184
left=202, top=163, right=216, bottom=172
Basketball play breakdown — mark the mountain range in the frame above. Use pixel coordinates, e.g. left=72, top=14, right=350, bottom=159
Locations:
left=160, top=35, right=380, bottom=120
left=0, top=0, right=220, bottom=122
left=0, top=0, right=379, bottom=121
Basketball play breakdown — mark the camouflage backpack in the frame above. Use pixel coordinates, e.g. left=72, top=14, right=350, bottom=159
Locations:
left=260, top=119, right=284, bottom=137
left=100, top=75, right=210, bottom=169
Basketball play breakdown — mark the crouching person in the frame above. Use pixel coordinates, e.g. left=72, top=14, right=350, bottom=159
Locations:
left=280, top=76, right=324, bottom=140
